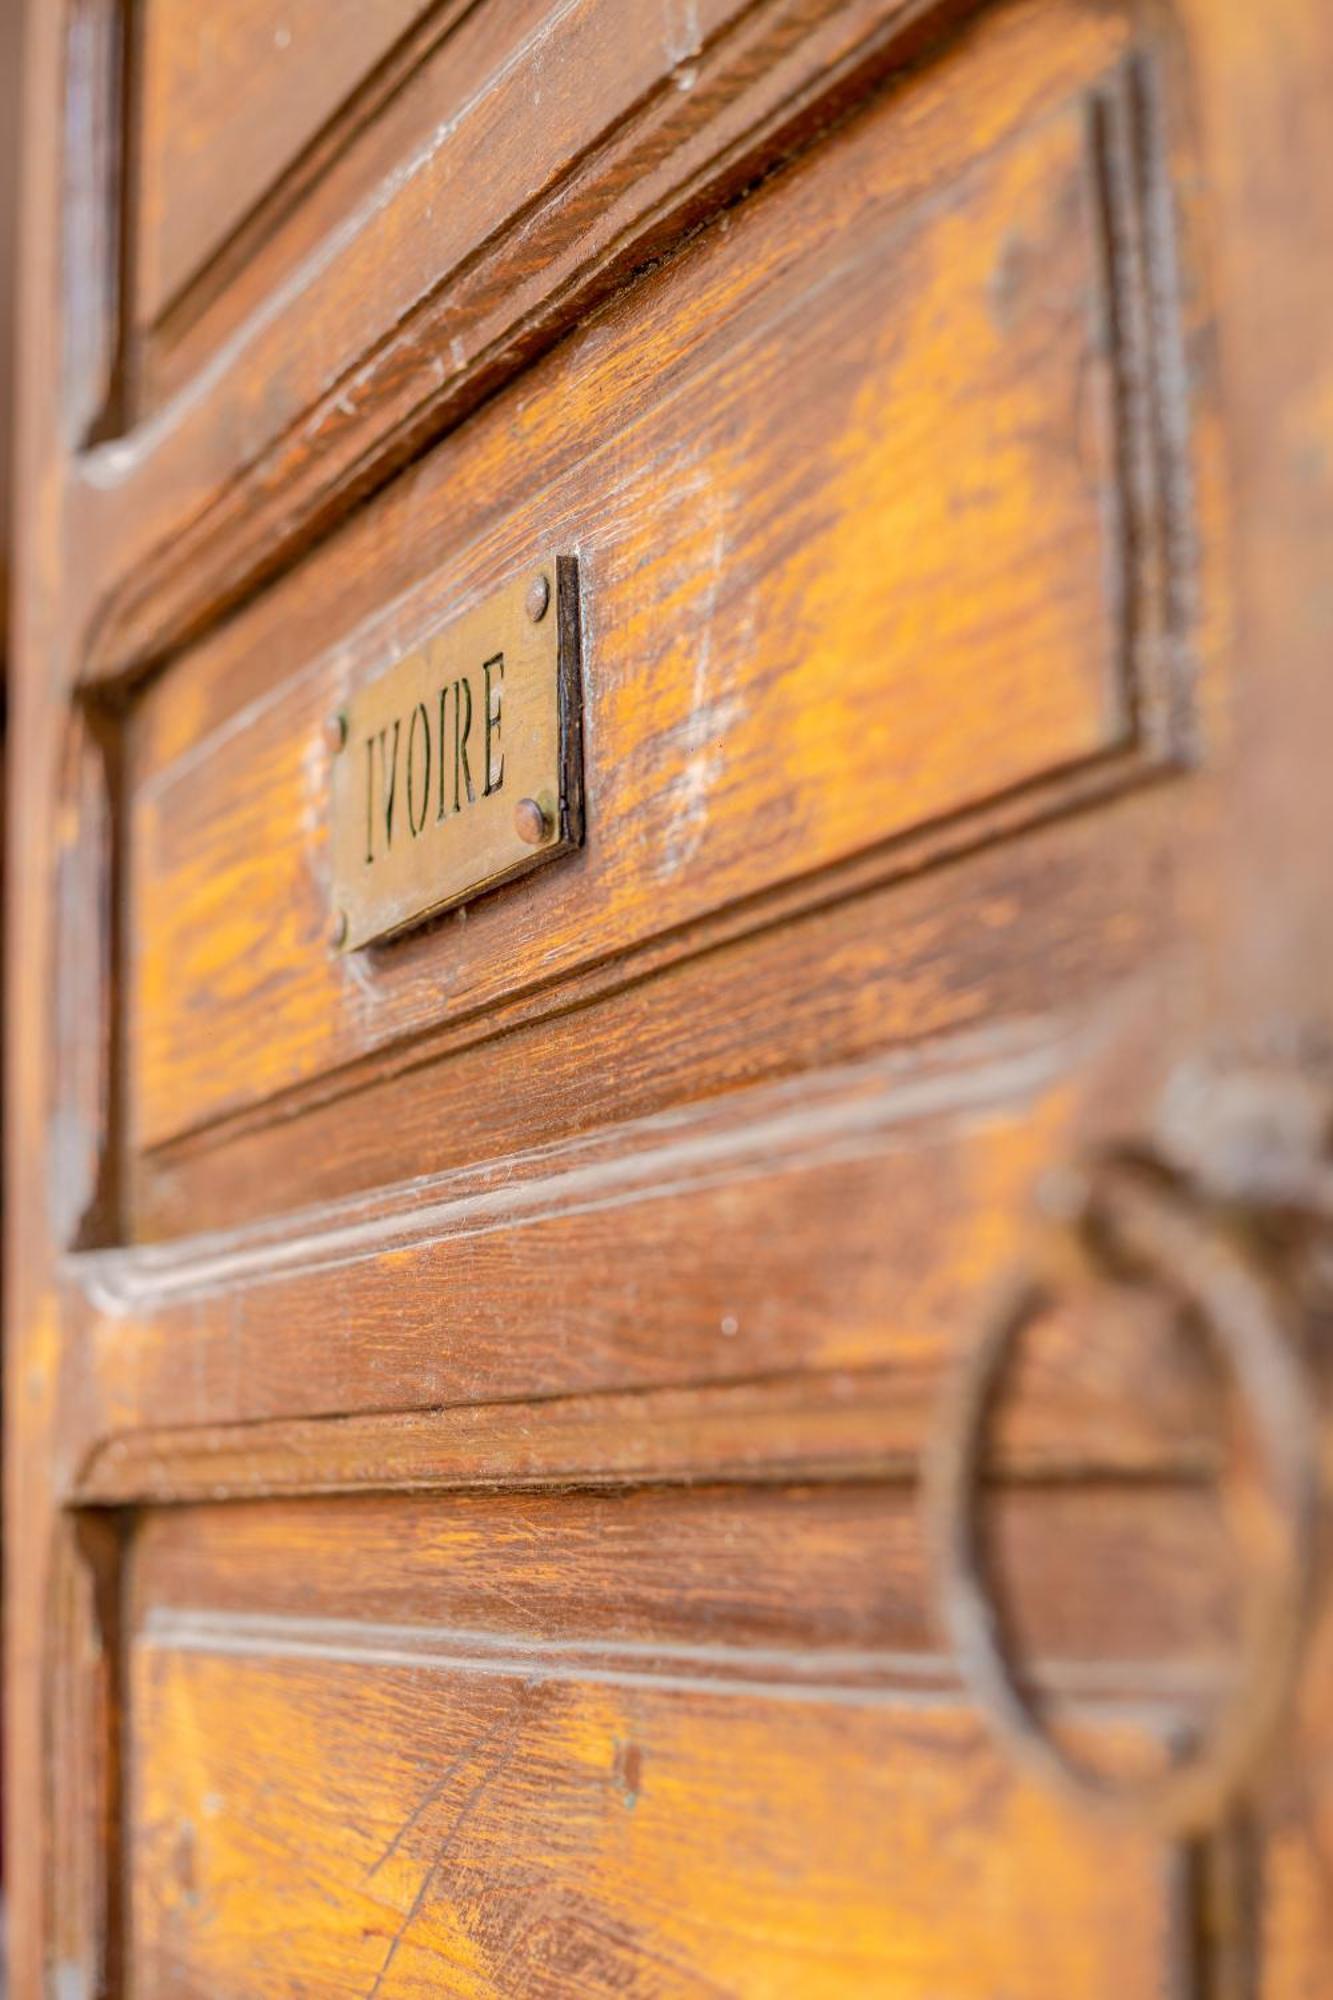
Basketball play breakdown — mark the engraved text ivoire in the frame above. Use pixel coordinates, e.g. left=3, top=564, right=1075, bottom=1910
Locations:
left=328, top=560, right=581, bottom=950
left=363, top=653, right=505, bottom=864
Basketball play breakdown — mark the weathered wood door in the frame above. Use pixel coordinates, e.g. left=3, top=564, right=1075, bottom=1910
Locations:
left=9, top=1, right=1333, bottom=1992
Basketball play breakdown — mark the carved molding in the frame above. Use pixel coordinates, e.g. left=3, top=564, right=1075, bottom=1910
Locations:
left=79, top=0, right=987, bottom=686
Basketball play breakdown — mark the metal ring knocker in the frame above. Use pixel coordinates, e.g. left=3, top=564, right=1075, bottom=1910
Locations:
left=930, top=1161, right=1321, bottom=1835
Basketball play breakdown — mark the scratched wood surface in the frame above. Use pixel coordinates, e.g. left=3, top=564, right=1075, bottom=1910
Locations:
left=123, top=1487, right=1216, bottom=1998
left=129, top=1648, right=1193, bottom=1998
left=134, top=790, right=1177, bottom=1237
left=133, top=0, right=573, bottom=410
left=127, top=0, right=1169, bottom=1157
left=76, top=0, right=1006, bottom=677
left=128, top=1484, right=1241, bottom=1665
left=75, top=1015, right=1226, bottom=1466
left=8, top=0, right=1333, bottom=1992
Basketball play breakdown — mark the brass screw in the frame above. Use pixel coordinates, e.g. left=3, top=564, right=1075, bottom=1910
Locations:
left=329, top=908, right=349, bottom=949
left=515, top=797, right=551, bottom=846
left=324, top=711, right=348, bottom=755
left=525, top=573, right=551, bottom=623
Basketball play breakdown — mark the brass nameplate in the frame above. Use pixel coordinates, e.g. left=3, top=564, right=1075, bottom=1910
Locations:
left=329, top=558, right=582, bottom=950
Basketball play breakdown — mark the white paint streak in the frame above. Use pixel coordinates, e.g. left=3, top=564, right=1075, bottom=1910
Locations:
left=658, top=498, right=740, bottom=880
left=664, top=0, right=702, bottom=66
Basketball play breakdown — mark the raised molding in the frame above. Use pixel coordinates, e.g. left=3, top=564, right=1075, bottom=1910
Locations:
left=79, top=0, right=986, bottom=686
left=83, top=1016, right=1091, bottom=1312
left=74, top=1362, right=1217, bottom=1507
left=68, top=1007, right=1219, bottom=1501
left=129, top=48, right=1199, bottom=1175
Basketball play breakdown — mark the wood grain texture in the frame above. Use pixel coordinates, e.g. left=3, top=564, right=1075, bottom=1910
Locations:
left=126, top=25, right=1191, bottom=1153
left=46, top=1514, right=126, bottom=1997
left=74, top=1354, right=1219, bottom=1510
left=1251, top=1582, right=1333, bottom=1998
left=119, top=1481, right=1235, bottom=1997
left=127, top=1483, right=1242, bottom=1673
left=7, top=0, right=89, bottom=1982
left=124, top=1485, right=1214, bottom=2000
left=0, top=0, right=25, bottom=570
left=51, top=703, right=120, bottom=1249
left=75, top=0, right=1105, bottom=686
left=134, top=0, right=439, bottom=327
left=59, top=0, right=127, bottom=447
left=137, top=0, right=547, bottom=399
left=133, top=786, right=1176, bottom=1239
left=8, top=0, right=1333, bottom=1988
left=1180, top=0, right=1333, bottom=1033
left=71, top=1014, right=1222, bottom=1478
left=128, top=1646, right=1196, bottom=1998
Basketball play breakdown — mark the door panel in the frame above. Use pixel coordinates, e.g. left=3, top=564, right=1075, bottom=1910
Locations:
left=125, top=8, right=1186, bottom=1157
left=131, top=1655, right=1191, bottom=1998
left=135, top=0, right=444, bottom=328
left=78, top=0, right=1016, bottom=655
left=125, top=1487, right=1224, bottom=1997
left=81, top=1024, right=1218, bottom=1462
left=9, top=0, right=1333, bottom=1994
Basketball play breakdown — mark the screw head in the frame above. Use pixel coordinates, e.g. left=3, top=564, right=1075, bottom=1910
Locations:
left=324, top=710, right=348, bottom=755
left=525, top=573, right=551, bottom=623
left=515, top=797, right=552, bottom=846
left=329, top=908, right=349, bottom=949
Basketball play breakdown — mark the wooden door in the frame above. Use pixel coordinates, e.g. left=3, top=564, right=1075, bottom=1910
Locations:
left=8, top=1, right=1333, bottom=1993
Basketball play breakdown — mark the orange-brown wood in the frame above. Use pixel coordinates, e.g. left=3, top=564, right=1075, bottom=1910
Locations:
left=126, top=6, right=1177, bottom=1153
left=132, top=0, right=551, bottom=409
left=123, top=1487, right=1215, bottom=1997
left=128, top=1483, right=1240, bottom=1667
left=132, top=791, right=1175, bottom=1237
left=0, top=0, right=18, bottom=628
left=8, top=0, right=1333, bottom=1991
left=74, top=1020, right=1226, bottom=1473
left=80, top=0, right=999, bottom=675
left=135, top=0, right=441, bottom=328
left=128, top=1648, right=1193, bottom=1997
